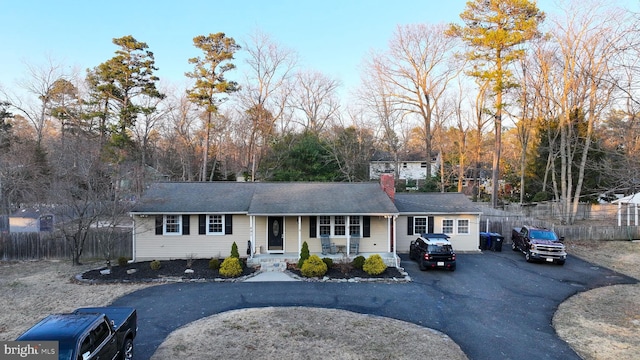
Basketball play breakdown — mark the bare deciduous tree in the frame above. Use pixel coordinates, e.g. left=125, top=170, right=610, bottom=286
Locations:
left=373, top=23, right=461, bottom=180
left=288, top=70, right=341, bottom=133
left=237, top=30, right=298, bottom=180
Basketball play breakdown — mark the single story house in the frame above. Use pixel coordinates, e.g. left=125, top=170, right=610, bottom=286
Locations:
left=395, top=193, right=482, bottom=252
left=129, top=175, right=482, bottom=267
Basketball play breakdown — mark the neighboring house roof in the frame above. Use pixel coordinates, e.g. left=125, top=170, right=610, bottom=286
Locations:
left=11, top=207, right=53, bottom=218
left=131, top=182, right=400, bottom=216
left=370, top=150, right=439, bottom=162
left=394, top=192, right=482, bottom=214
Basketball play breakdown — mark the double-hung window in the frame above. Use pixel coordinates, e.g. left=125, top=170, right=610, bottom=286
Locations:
left=334, top=216, right=346, bottom=236
left=349, top=216, right=361, bottom=236
left=457, top=219, right=469, bottom=234
left=319, top=216, right=331, bottom=236
left=413, top=217, right=427, bottom=235
left=318, top=215, right=362, bottom=237
left=442, top=219, right=454, bottom=234
left=207, top=215, right=224, bottom=235
left=164, top=215, right=181, bottom=235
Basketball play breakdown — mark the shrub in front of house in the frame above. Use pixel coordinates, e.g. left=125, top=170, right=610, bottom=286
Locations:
left=230, top=242, right=240, bottom=259
left=300, top=255, right=328, bottom=278
left=150, top=260, right=161, bottom=270
left=209, top=258, right=220, bottom=270
left=352, top=255, right=366, bottom=270
left=117, top=256, right=129, bottom=267
left=322, top=257, right=333, bottom=268
left=219, top=257, right=243, bottom=278
left=298, top=241, right=310, bottom=268
left=363, top=254, right=386, bottom=276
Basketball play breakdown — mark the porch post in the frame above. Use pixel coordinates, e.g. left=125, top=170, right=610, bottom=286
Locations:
left=346, top=215, right=351, bottom=256
left=386, top=215, right=391, bottom=252
left=392, top=215, right=398, bottom=268
left=618, top=202, right=622, bottom=226
left=297, top=216, right=302, bottom=254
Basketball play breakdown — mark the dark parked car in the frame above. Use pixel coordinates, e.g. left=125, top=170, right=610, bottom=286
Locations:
left=512, top=226, right=567, bottom=265
left=409, top=233, right=456, bottom=271
left=17, top=307, right=137, bottom=360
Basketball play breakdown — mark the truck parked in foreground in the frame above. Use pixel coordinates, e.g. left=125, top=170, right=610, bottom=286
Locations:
left=512, top=226, right=567, bottom=265
left=16, top=307, right=137, bottom=360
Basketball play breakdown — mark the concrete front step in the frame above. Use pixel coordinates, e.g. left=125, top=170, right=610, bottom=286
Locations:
left=259, top=261, right=288, bottom=272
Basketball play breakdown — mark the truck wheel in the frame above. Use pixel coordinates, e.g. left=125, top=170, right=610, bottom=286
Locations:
left=556, top=260, right=565, bottom=266
left=121, top=338, right=133, bottom=360
left=525, top=252, right=532, bottom=262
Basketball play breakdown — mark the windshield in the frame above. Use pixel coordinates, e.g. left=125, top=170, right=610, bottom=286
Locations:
left=529, top=230, right=558, bottom=241
left=427, top=244, right=453, bottom=253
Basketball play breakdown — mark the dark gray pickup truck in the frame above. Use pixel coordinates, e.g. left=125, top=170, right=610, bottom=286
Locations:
left=16, top=307, right=137, bottom=360
left=512, top=226, right=567, bottom=265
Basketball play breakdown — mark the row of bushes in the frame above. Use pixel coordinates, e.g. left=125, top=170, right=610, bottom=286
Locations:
left=297, top=241, right=387, bottom=278
left=124, top=241, right=389, bottom=279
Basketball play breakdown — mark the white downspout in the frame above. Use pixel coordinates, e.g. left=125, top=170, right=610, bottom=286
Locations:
left=250, top=215, right=254, bottom=258
left=130, top=214, right=136, bottom=262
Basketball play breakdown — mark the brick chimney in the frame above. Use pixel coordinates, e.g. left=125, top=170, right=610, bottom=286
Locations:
left=380, top=174, right=395, bottom=201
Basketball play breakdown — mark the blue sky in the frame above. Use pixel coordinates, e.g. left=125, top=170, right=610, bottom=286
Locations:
left=0, top=0, right=636, bottom=96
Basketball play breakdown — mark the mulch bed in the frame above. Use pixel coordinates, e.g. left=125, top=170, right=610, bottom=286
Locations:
left=287, top=263, right=404, bottom=280
left=81, top=259, right=256, bottom=282
left=81, top=259, right=405, bottom=282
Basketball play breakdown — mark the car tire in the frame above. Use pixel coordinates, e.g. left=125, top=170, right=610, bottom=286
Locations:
left=121, top=338, right=133, bottom=360
left=418, top=257, right=427, bottom=271
left=556, top=260, right=565, bottom=266
left=525, top=252, right=532, bottom=262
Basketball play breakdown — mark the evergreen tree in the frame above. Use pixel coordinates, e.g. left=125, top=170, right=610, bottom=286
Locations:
left=448, top=0, right=545, bottom=206
left=186, top=33, right=240, bottom=181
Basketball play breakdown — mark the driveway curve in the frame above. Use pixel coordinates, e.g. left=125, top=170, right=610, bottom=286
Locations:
left=111, top=251, right=637, bottom=360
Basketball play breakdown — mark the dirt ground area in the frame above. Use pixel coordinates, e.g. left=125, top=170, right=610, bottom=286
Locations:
left=1, top=239, right=638, bottom=359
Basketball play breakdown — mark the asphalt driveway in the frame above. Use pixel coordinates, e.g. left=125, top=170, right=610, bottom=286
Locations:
left=111, top=249, right=637, bottom=360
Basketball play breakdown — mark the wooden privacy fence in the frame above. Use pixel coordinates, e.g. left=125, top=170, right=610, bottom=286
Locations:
left=480, top=215, right=640, bottom=243
left=0, top=230, right=132, bottom=261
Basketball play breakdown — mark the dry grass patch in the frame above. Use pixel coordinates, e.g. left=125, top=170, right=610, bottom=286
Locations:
left=0, top=260, right=155, bottom=340
left=151, top=307, right=468, bottom=360
left=556, top=239, right=640, bottom=360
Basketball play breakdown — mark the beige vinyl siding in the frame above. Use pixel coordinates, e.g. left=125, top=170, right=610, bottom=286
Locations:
left=133, top=215, right=250, bottom=261
left=396, top=214, right=481, bottom=253
left=253, top=215, right=391, bottom=254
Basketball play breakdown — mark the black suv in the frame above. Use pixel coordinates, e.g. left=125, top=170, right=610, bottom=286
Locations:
left=409, top=233, right=456, bottom=271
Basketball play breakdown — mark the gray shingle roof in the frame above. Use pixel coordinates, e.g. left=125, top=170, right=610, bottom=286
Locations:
left=394, top=193, right=481, bottom=214
left=130, top=182, right=258, bottom=213
left=131, top=182, right=399, bottom=215
left=248, top=182, right=398, bottom=215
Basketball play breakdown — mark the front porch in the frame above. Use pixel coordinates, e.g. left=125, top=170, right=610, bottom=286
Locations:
left=247, top=252, right=401, bottom=270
